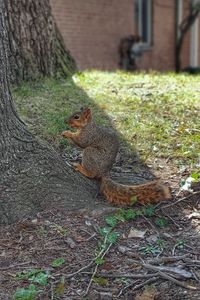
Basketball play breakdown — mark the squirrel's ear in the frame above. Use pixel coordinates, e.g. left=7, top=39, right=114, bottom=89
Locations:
left=83, top=107, right=91, bottom=119
left=80, top=106, right=90, bottom=112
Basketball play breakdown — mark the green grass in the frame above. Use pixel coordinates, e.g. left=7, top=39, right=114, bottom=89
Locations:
left=13, top=71, right=200, bottom=171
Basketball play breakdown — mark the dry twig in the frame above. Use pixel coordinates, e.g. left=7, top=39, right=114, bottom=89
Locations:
left=117, top=277, right=158, bottom=297
left=65, top=260, right=94, bottom=279
left=157, top=191, right=200, bottom=210
left=147, top=254, right=189, bottom=265
left=157, top=270, right=197, bottom=290
left=84, top=243, right=112, bottom=296
left=143, top=263, right=192, bottom=279
left=98, top=272, right=158, bottom=279
left=0, top=261, right=33, bottom=271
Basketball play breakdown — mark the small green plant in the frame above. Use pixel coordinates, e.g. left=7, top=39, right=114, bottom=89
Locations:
left=114, top=277, right=131, bottom=286
left=126, top=208, right=137, bottom=219
left=50, top=223, right=68, bottom=237
left=140, top=244, right=161, bottom=256
left=83, top=215, right=121, bottom=295
left=155, top=217, right=169, bottom=228
left=140, top=239, right=165, bottom=256
left=101, top=206, right=156, bottom=257
left=51, top=257, right=65, bottom=268
left=156, top=239, right=165, bottom=250
left=180, top=172, right=199, bottom=192
left=95, top=206, right=156, bottom=266
left=115, top=209, right=127, bottom=222
left=176, top=239, right=185, bottom=250
left=93, top=215, right=121, bottom=269
left=98, top=226, right=120, bottom=248
left=36, top=226, right=47, bottom=238
left=95, top=257, right=105, bottom=265
left=16, top=269, right=49, bottom=286
left=142, top=206, right=155, bottom=217
left=13, top=284, right=39, bottom=300
left=191, top=172, right=199, bottom=181
left=14, top=269, right=50, bottom=299
left=112, top=206, right=155, bottom=223
left=105, top=215, right=118, bottom=227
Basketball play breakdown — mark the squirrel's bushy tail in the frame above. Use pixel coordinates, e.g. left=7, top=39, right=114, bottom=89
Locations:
left=100, top=176, right=172, bottom=206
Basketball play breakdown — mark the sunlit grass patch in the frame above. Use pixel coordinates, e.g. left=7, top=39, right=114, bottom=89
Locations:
left=13, top=71, right=200, bottom=171
left=76, top=71, right=200, bottom=167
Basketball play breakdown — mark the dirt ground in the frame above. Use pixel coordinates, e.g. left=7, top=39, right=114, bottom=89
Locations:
left=0, top=150, right=199, bottom=300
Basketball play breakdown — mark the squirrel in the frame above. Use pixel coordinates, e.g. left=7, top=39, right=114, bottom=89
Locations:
left=62, top=107, right=172, bottom=206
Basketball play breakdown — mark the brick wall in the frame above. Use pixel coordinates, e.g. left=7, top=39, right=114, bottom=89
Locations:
left=140, top=0, right=176, bottom=71
left=50, top=0, right=135, bottom=70
left=50, top=0, right=199, bottom=71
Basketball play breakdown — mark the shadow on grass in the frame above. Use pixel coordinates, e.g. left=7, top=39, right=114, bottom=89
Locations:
left=13, top=74, right=156, bottom=187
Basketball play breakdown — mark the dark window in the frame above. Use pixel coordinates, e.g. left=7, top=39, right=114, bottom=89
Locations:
left=135, top=0, right=152, bottom=46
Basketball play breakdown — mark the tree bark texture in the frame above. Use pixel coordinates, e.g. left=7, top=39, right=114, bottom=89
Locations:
left=0, top=0, right=98, bottom=225
left=4, top=0, right=77, bottom=83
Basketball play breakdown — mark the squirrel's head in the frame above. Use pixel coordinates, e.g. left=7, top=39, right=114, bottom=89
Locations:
left=65, top=107, right=92, bottom=128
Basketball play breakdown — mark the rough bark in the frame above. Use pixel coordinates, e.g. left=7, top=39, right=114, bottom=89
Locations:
left=4, top=0, right=76, bottom=83
left=0, top=0, right=97, bottom=225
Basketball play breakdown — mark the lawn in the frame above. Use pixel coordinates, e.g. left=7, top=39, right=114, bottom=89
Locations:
left=13, top=71, right=200, bottom=173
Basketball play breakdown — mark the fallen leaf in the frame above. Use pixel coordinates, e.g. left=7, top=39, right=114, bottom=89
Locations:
left=135, top=286, right=157, bottom=300
left=128, top=228, right=147, bottom=239
left=55, top=276, right=65, bottom=296
left=93, top=277, right=108, bottom=286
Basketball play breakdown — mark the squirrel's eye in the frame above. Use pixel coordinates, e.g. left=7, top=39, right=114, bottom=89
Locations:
left=74, top=115, right=79, bottom=119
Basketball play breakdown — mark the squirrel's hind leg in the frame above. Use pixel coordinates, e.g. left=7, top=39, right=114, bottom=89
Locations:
left=73, top=163, right=95, bottom=178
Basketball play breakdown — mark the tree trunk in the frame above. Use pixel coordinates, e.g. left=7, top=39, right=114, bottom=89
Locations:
left=4, top=0, right=76, bottom=83
left=0, top=0, right=98, bottom=225
left=175, top=3, right=200, bottom=72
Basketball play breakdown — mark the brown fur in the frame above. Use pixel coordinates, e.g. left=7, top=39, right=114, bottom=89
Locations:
left=63, top=107, right=172, bottom=206
left=101, top=177, right=171, bottom=206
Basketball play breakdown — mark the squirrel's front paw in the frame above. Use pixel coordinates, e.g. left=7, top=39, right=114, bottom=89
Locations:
left=62, top=130, right=72, bottom=138
left=72, top=162, right=79, bottom=170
